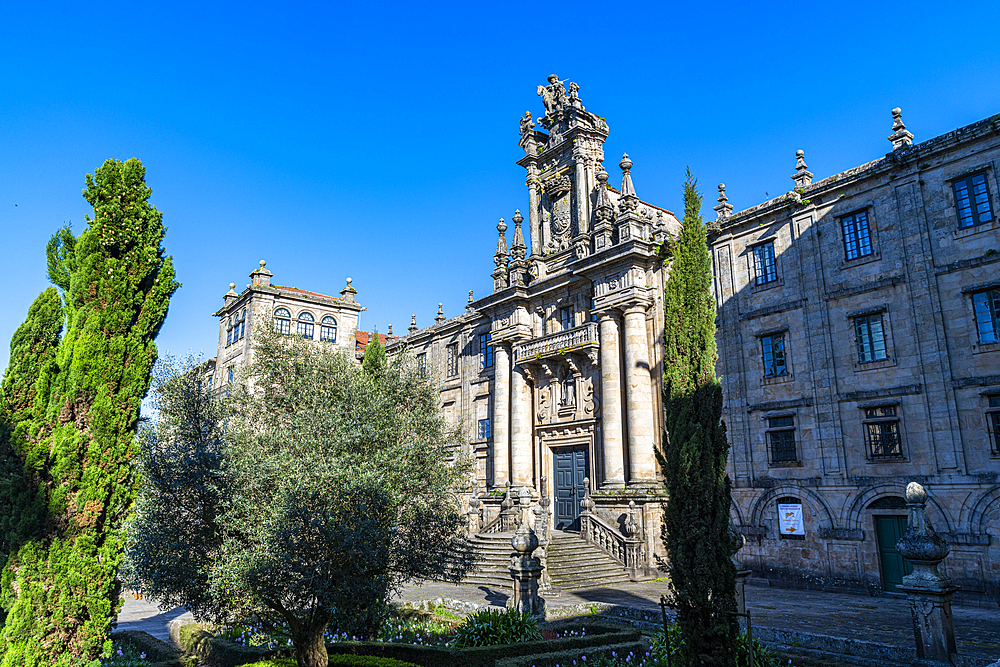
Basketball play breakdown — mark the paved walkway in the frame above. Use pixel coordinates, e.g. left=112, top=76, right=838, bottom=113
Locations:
left=117, top=581, right=1000, bottom=665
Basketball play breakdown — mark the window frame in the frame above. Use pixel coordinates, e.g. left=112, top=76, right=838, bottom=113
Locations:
left=840, top=209, right=874, bottom=261
left=751, top=241, right=778, bottom=286
left=972, top=289, right=1000, bottom=344
left=477, top=418, right=491, bottom=440
left=479, top=332, right=493, bottom=370
left=862, top=404, right=904, bottom=460
left=297, top=311, right=315, bottom=339
left=854, top=313, right=888, bottom=363
left=274, top=308, right=291, bottom=335
left=760, top=331, right=787, bottom=378
left=987, top=394, right=1000, bottom=456
left=320, top=315, right=338, bottom=343
left=559, top=306, right=574, bottom=331
left=765, top=414, right=798, bottom=464
left=952, top=171, right=994, bottom=229
left=446, top=342, right=459, bottom=377
left=416, top=352, right=427, bottom=377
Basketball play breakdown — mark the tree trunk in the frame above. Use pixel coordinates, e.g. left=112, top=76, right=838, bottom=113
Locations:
left=292, top=621, right=329, bottom=667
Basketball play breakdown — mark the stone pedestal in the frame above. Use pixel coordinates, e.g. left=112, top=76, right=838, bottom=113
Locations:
left=508, top=487, right=545, bottom=618
left=896, top=482, right=964, bottom=667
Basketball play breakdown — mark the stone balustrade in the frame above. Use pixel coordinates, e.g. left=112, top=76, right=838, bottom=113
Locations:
left=513, top=322, right=598, bottom=362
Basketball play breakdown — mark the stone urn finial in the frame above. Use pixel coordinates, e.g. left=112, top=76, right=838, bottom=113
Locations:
left=897, top=482, right=951, bottom=579
left=579, top=477, right=595, bottom=513
left=625, top=500, right=640, bottom=537
left=501, top=481, right=514, bottom=510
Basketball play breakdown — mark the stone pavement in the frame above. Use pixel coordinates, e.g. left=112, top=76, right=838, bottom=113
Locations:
left=116, top=580, right=1000, bottom=665
left=396, top=579, right=1000, bottom=666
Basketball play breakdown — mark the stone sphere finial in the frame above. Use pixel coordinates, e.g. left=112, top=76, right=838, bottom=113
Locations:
left=796, top=149, right=804, bottom=158
left=906, top=481, right=927, bottom=505
left=512, top=209, right=523, bottom=225
left=497, top=218, right=507, bottom=233
left=346, top=277, right=352, bottom=286
left=619, top=153, right=632, bottom=173
left=596, top=170, right=609, bottom=184
left=229, top=282, right=236, bottom=289
left=893, top=107, right=902, bottom=117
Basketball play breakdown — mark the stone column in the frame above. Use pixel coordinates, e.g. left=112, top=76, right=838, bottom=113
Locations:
left=510, top=363, right=533, bottom=491
left=527, top=171, right=540, bottom=255
left=598, top=312, right=625, bottom=488
left=574, top=154, right=590, bottom=235
left=493, top=342, right=511, bottom=487
left=623, top=305, right=656, bottom=485
left=896, top=482, right=963, bottom=667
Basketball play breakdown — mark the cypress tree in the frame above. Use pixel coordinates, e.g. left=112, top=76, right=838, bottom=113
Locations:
left=658, top=169, right=738, bottom=666
left=0, top=158, right=178, bottom=666
left=361, top=331, right=387, bottom=380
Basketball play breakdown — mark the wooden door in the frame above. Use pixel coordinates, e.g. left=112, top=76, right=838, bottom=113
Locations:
left=875, top=515, right=913, bottom=592
left=554, top=447, right=589, bottom=531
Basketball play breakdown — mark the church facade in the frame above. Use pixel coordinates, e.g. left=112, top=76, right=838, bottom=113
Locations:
left=209, top=77, right=999, bottom=599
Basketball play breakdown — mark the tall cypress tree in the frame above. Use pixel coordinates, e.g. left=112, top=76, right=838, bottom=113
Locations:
left=658, top=169, right=737, bottom=666
left=361, top=331, right=387, bottom=380
left=0, top=158, right=178, bottom=666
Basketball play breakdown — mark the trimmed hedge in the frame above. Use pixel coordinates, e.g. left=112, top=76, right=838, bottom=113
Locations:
left=242, top=657, right=422, bottom=667
left=109, top=630, right=182, bottom=664
left=178, top=619, right=641, bottom=667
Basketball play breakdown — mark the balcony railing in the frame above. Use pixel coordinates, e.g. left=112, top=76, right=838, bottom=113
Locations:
left=513, top=322, right=598, bottom=363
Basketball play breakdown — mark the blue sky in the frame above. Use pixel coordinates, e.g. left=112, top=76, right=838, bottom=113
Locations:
left=2, top=1, right=1000, bottom=372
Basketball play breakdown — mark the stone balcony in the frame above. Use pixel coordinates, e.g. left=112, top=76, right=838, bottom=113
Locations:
left=513, top=322, right=598, bottom=363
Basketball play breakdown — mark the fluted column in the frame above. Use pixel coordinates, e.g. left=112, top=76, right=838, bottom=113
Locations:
left=493, top=342, right=511, bottom=487
left=598, top=312, right=625, bottom=488
left=510, top=363, right=533, bottom=490
left=623, top=305, right=656, bottom=485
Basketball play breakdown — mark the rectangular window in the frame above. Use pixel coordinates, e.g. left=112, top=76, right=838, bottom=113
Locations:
left=320, top=325, right=336, bottom=342
left=275, top=318, right=290, bottom=335
left=206, top=377, right=213, bottom=392
left=864, top=405, right=903, bottom=459
left=752, top=242, right=778, bottom=286
left=855, top=314, right=888, bottom=362
left=973, top=289, right=1000, bottom=344
left=446, top=343, right=458, bottom=377
left=479, top=333, right=493, bottom=369
left=953, top=173, right=994, bottom=228
left=477, top=418, right=491, bottom=440
left=226, top=327, right=233, bottom=346
left=767, top=416, right=797, bottom=463
left=416, top=353, right=427, bottom=376
left=227, top=367, right=234, bottom=387
left=761, top=332, right=787, bottom=377
left=988, top=395, right=1000, bottom=456
left=841, top=210, right=873, bottom=260
left=559, top=306, right=574, bottom=331
left=297, top=321, right=314, bottom=339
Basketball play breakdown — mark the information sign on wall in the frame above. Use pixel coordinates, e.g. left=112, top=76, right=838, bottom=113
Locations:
left=778, top=503, right=803, bottom=536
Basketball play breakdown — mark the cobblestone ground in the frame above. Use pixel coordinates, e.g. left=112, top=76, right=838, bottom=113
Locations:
left=117, top=581, right=1000, bottom=665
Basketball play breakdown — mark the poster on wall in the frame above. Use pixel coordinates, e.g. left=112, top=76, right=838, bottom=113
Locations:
left=778, top=503, right=804, bottom=536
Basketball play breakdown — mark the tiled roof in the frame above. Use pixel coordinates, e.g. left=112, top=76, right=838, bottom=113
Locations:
left=355, top=330, right=396, bottom=352
left=272, top=284, right=338, bottom=300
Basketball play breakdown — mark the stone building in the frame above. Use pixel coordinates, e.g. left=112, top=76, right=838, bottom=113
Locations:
left=710, top=109, right=1000, bottom=600
left=388, top=76, right=681, bottom=573
left=208, top=260, right=368, bottom=390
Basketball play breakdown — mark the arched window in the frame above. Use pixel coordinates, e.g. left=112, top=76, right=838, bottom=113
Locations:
left=226, top=316, right=234, bottom=346
left=297, top=311, right=315, bottom=339
left=320, top=316, right=337, bottom=342
left=237, top=309, right=247, bottom=341
left=274, top=308, right=291, bottom=335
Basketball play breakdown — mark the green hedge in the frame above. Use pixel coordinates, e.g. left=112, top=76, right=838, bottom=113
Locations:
left=241, top=657, right=422, bottom=667
left=178, top=623, right=290, bottom=667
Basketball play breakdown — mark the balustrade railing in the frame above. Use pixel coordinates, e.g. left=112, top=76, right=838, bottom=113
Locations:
left=578, top=479, right=645, bottom=580
left=513, top=322, right=598, bottom=362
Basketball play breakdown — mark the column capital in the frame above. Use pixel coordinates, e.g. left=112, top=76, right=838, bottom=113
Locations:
left=622, top=303, right=650, bottom=316
left=593, top=308, right=621, bottom=322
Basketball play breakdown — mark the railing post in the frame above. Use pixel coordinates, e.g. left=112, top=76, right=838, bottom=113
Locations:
left=624, top=500, right=643, bottom=580
left=579, top=477, right=595, bottom=542
left=467, top=490, right=482, bottom=535
left=500, top=481, right=517, bottom=532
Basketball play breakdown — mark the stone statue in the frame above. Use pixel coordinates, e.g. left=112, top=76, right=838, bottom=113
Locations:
left=537, top=84, right=556, bottom=115
left=559, top=367, right=576, bottom=407
left=568, top=81, right=580, bottom=103
left=537, top=74, right=568, bottom=116
left=519, top=110, right=534, bottom=137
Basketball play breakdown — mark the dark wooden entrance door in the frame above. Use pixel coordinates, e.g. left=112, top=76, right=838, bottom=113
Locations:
left=554, top=447, right=589, bottom=531
left=875, top=515, right=913, bottom=593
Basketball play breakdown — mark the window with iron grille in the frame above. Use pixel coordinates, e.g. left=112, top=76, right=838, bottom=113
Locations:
left=416, top=353, right=427, bottom=377
left=447, top=343, right=458, bottom=377
left=761, top=332, right=787, bottom=377
left=477, top=418, right=491, bottom=440
left=988, top=395, right=1000, bottom=455
left=864, top=405, right=903, bottom=459
left=297, top=312, right=315, bottom=339
left=767, top=416, right=797, bottom=463
left=953, top=172, right=994, bottom=228
left=479, top=332, right=493, bottom=369
left=274, top=308, right=291, bottom=335
left=841, top=210, right=873, bottom=260
left=320, top=316, right=337, bottom=342
left=972, top=289, right=1000, bottom=344
left=855, top=313, right=888, bottom=362
left=752, top=241, right=778, bottom=286
left=559, top=306, right=574, bottom=331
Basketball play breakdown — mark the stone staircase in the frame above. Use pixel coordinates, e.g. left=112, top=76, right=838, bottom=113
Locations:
left=462, top=531, right=632, bottom=591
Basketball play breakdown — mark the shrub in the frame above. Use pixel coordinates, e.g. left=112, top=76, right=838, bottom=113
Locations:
left=241, top=658, right=421, bottom=667
left=651, top=623, right=778, bottom=667
left=449, top=608, right=542, bottom=648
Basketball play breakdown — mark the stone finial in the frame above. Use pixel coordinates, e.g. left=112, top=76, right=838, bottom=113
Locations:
left=714, top=183, right=734, bottom=222
left=791, top=149, right=814, bottom=188
left=434, top=303, right=445, bottom=323
left=224, top=281, right=239, bottom=305
left=501, top=481, right=514, bottom=510
left=494, top=218, right=509, bottom=268
left=226, top=282, right=238, bottom=296
left=888, top=107, right=914, bottom=150
left=250, top=259, right=272, bottom=287
left=408, top=314, right=417, bottom=333
left=897, top=482, right=950, bottom=571
left=619, top=153, right=636, bottom=199
left=340, top=277, right=357, bottom=303
left=579, top=477, right=595, bottom=513
left=387, top=324, right=393, bottom=336
left=510, top=210, right=526, bottom=261
left=468, top=290, right=474, bottom=304
left=625, top=500, right=640, bottom=537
